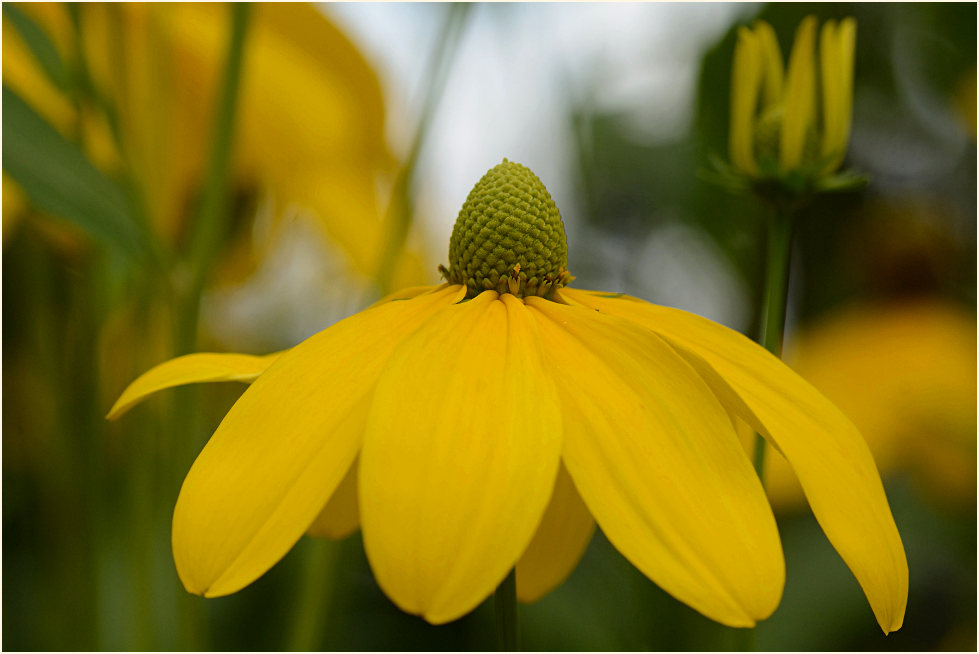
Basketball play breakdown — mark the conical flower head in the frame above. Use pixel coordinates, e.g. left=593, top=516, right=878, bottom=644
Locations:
left=444, top=159, right=572, bottom=298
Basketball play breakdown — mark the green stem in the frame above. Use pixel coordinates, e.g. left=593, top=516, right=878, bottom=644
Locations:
left=185, top=2, right=251, bottom=305
left=287, top=539, right=341, bottom=651
left=168, top=6, right=250, bottom=651
left=375, top=2, right=472, bottom=295
left=494, top=569, right=518, bottom=651
left=752, top=207, right=794, bottom=479
left=734, top=208, right=793, bottom=653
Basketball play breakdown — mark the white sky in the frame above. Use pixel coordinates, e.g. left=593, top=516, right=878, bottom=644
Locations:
left=324, top=3, right=754, bottom=259
left=207, top=4, right=762, bottom=350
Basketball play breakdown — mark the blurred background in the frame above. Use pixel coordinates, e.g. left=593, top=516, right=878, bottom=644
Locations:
left=2, top=2, right=975, bottom=650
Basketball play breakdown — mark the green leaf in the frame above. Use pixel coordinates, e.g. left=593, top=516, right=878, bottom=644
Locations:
left=2, top=4, right=71, bottom=91
left=2, top=85, right=149, bottom=262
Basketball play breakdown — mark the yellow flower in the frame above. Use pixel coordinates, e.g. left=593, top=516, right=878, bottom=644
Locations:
left=729, top=16, right=856, bottom=182
left=2, top=3, right=425, bottom=288
left=752, top=300, right=977, bottom=510
left=109, top=160, right=907, bottom=632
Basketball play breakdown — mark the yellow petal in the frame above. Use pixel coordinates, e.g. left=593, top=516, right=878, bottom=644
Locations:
left=788, top=301, right=977, bottom=507
left=172, top=284, right=465, bottom=597
left=370, top=284, right=445, bottom=307
left=754, top=21, right=784, bottom=109
left=563, top=288, right=909, bottom=634
left=106, top=352, right=283, bottom=420
left=527, top=297, right=784, bottom=628
left=360, top=292, right=563, bottom=624
left=819, top=20, right=842, bottom=162
left=729, top=27, right=762, bottom=175
left=515, top=463, right=596, bottom=603
left=307, top=459, right=360, bottom=540
left=821, top=17, right=857, bottom=173
left=780, top=16, right=817, bottom=170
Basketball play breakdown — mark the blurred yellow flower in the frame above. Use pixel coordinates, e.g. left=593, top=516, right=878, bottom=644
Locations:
left=2, top=2, right=425, bottom=289
left=110, top=161, right=907, bottom=633
left=729, top=16, right=856, bottom=182
left=749, top=300, right=977, bottom=510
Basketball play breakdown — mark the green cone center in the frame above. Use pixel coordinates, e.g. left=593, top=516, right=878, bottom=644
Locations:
left=442, top=159, right=571, bottom=299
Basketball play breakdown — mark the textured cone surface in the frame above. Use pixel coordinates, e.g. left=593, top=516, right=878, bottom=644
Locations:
left=445, top=159, right=570, bottom=298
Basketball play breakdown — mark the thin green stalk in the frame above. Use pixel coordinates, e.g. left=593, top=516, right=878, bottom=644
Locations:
left=494, top=569, right=518, bottom=651
left=734, top=207, right=793, bottom=653
left=184, top=3, right=251, bottom=301
left=752, top=207, right=794, bottom=478
left=287, top=539, right=342, bottom=651
left=375, top=3, right=472, bottom=295
left=168, top=6, right=251, bottom=650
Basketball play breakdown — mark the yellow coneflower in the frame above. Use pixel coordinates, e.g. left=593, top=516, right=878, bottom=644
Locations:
left=729, top=15, right=857, bottom=181
left=109, top=160, right=907, bottom=632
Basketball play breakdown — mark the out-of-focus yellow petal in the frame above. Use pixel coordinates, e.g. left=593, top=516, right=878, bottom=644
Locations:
left=564, top=288, right=909, bottom=635
left=789, top=301, right=977, bottom=507
left=515, top=463, right=595, bottom=603
left=527, top=297, right=784, bottom=628
left=819, top=18, right=856, bottom=172
left=360, top=292, right=562, bottom=625
left=307, top=459, right=360, bottom=539
left=953, top=66, right=977, bottom=141
left=3, top=173, right=27, bottom=244
left=107, top=352, right=283, bottom=420
left=172, top=284, right=465, bottom=598
left=819, top=20, right=842, bottom=163
left=831, top=18, right=857, bottom=171
left=780, top=16, right=817, bottom=170
left=754, top=21, right=784, bottom=109
left=2, top=3, right=75, bottom=132
left=729, top=27, right=762, bottom=175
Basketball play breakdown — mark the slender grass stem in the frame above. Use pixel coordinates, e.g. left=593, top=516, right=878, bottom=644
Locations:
left=494, top=568, right=518, bottom=651
left=375, top=3, right=472, bottom=295
left=168, top=6, right=251, bottom=650
left=287, top=539, right=342, bottom=651
left=736, top=206, right=794, bottom=653
left=185, top=3, right=251, bottom=301
left=752, top=207, right=794, bottom=478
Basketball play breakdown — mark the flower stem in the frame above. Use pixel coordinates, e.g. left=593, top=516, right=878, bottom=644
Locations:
left=752, top=207, right=794, bottom=480
left=287, top=538, right=341, bottom=651
left=170, top=6, right=250, bottom=651
left=185, top=2, right=251, bottom=299
left=494, top=568, right=519, bottom=651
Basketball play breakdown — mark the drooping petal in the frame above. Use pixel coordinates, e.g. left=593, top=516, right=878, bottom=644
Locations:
left=360, top=292, right=563, bottom=624
left=515, top=463, right=595, bottom=603
left=780, top=15, right=817, bottom=170
left=563, top=289, right=908, bottom=634
left=106, top=352, right=282, bottom=420
left=527, top=297, right=784, bottom=628
left=172, top=284, right=465, bottom=598
left=729, top=26, right=762, bottom=175
left=307, top=459, right=360, bottom=539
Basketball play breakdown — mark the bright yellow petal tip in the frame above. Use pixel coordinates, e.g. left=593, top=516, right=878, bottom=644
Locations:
left=562, top=289, right=909, bottom=635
